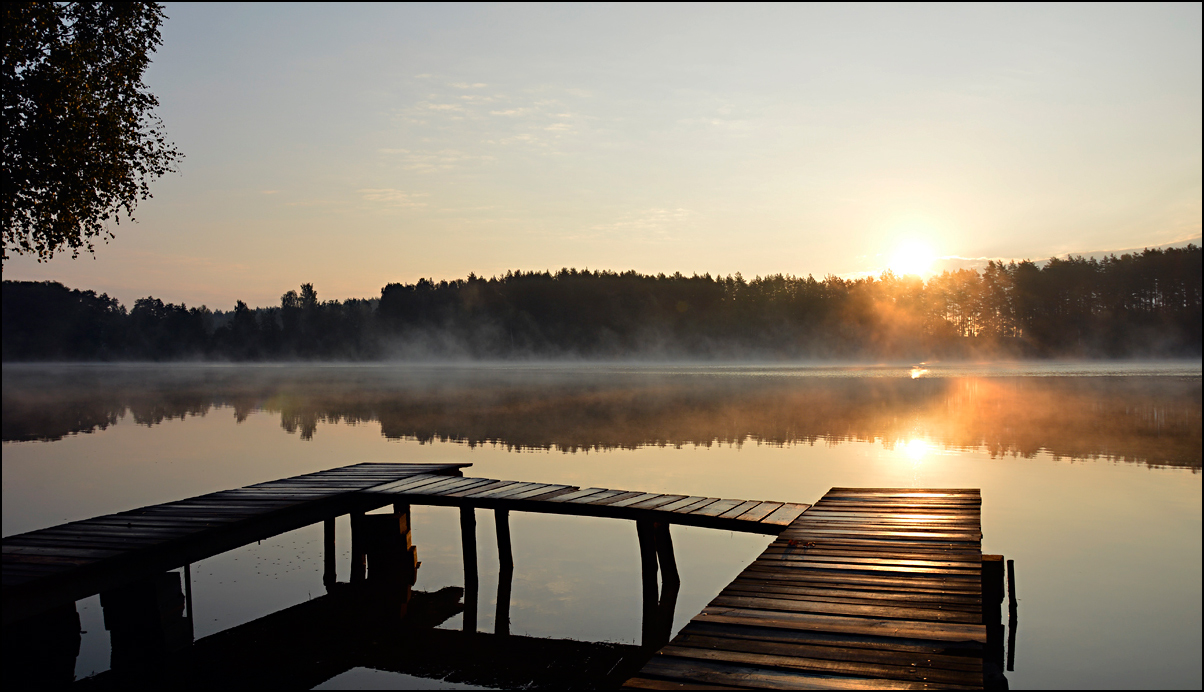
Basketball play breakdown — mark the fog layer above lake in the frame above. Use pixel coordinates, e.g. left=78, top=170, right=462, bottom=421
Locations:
left=4, top=362, right=1199, bottom=469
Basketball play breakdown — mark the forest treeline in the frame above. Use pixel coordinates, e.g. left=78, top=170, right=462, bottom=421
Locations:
left=2, top=245, right=1200, bottom=360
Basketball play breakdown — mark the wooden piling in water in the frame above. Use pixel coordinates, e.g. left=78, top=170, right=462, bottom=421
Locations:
left=1007, top=558, right=1017, bottom=609
left=461, top=506, right=478, bottom=633
left=322, top=518, right=336, bottom=590
left=653, top=522, right=678, bottom=587
left=495, top=509, right=513, bottom=636
left=349, top=510, right=366, bottom=584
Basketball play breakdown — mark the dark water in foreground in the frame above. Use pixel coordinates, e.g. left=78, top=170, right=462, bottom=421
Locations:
left=2, top=362, right=1201, bottom=689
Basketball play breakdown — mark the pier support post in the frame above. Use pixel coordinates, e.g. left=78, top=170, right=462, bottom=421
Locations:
left=653, top=522, right=679, bottom=587
left=461, top=506, right=478, bottom=633
left=100, top=571, right=193, bottom=672
left=350, top=510, right=366, bottom=584
left=355, top=505, right=419, bottom=620
left=1007, top=559, right=1018, bottom=672
left=184, top=563, right=194, bottom=640
left=495, top=509, right=513, bottom=635
left=982, top=555, right=1007, bottom=689
left=323, top=517, right=337, bottom=591
left=636, top=520, right=660, bottom=648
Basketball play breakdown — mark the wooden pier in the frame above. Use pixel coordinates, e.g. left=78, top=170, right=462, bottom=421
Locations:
left=360, top=472, right=812, bottom=532
left=626, top=488, right=988, bottom=690
left=1, top=462, right=468, bottom=624
left=2, top=465, right=999, bottom=689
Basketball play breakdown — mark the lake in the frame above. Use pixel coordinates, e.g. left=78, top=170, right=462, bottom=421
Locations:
left=2, top=361, right=1201, bottom=689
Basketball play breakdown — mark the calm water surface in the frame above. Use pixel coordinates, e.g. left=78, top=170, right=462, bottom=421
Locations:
left=2, top=362, right=1201, bottom=689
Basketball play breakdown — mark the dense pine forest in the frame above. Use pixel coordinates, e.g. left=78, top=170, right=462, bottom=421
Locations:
left=3, top=246, right=1200, bottom=360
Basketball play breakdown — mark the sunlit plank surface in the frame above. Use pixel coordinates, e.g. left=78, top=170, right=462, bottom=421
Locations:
left=626, top=488, right=987, bottom=690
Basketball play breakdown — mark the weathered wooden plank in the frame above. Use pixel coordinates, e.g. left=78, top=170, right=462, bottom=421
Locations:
left=358, top=474, right=445, bottom=493
left=566, top=489, right=625, bottom=504
left=719, top=588, right=982, bottom=614
left=640, top=656, right=960, bottom=690
left=733, top=502, right=783, bottom=522
left=763, top=547, right=984, bottom=563
left=724, top=581, right=981, bottom=607
left=443, top=480, right=513, bottom=498
left=691, top=499, right=744, bottom=518
left=609, top=492, right=662, bottom=508
left=694, top=607, right=987, bottom=644
left=629, top=494, right=687, bottom=510
left=676, top=625, right=983, bottom=669
left=410, top=477, right=498, bottom=496
left=718, top=500, right=763, bottom=519
left=790, top=519, right=982, bottom=531
left=465, top=480, right=537, bottom=498
left=520, top=487, right=579, bottom=502
left=737, top=571, right=982, bottom=595
left=585, top=490, right=645, bottom=506
left=761, top=504, right=810, bottom=526
left=671, top=498, right=722, bottom=515
left=2, top=545, right=124, bottom=559
left=545, top=487, right=610, bottom=503
left=661, top=640, right=981, bottom=686
left=462, top=482, right=528, bottom=499
left=707, top=594, right=981, bottom=624
left=751, top=559, right=980, bottom=578
left=505, top=484, right=575, bottom=501
left=802, top=511, right=980, bottom=520
left=683, top=621, right=983, bottom=657
left=397, top=476, right=483, bottom=496
left=772, top=535, right=981, bottom=551
left=75, top=517, right=238, bottom=529
left=760, top=553, right=983, bottom=570
left=658, top=496, right=711, bottom=513
left=784, top=529, right=981, bottom=541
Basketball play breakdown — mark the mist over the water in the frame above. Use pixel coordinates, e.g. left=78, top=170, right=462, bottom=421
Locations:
left=4, top=362, right=1199, bottom=469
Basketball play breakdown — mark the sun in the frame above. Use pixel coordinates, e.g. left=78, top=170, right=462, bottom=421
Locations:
left=888, top=241, right=936, bottom=277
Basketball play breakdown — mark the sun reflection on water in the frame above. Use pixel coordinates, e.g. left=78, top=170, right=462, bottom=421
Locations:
left=904, top=438, right=930, bottom=460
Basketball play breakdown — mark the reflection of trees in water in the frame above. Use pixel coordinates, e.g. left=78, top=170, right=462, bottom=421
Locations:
left=2, top=368, right=1199, bottom=469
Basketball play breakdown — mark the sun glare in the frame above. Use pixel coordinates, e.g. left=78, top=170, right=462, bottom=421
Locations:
left=888, top=241, right=936, bottom=277
left=903, top=438, right=929, bottom=460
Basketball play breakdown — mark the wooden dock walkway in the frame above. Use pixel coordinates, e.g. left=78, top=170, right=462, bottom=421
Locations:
left=1, top=462, right=467, bottom=624
left=361, top=473, right=811, bottom=533
left=4, top=464, right=999, bottom=689
left=625, top=488, right=987, bottom=690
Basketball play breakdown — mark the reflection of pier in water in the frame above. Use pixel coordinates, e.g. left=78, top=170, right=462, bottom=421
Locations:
left=3, top=463, right=1016, bottom=689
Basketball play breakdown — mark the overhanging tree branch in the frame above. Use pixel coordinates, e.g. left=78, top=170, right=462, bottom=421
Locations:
left=2, top=1, right=182, bottom=263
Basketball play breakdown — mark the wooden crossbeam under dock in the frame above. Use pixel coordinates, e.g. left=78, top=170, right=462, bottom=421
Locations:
left=626, top=488, right=988, bottom=690
left=1, top=462, right=467, bottom=624
left=359, top=474, right=811, bottom=533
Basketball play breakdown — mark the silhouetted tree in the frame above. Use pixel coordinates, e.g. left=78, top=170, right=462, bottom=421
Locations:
left=2, top=2, right=182, bottom=262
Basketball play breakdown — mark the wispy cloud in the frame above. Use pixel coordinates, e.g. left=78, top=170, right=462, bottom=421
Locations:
left=358, top=189, right=431, bottom=207
left=450, top=82, right=487, bottom=89
left=586, top=208, right=696, bottom=242
left=378, top=149, right=494, bottom=171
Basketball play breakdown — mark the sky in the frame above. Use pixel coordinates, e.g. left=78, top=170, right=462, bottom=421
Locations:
left=5, top=3, right=1202, bottom=309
